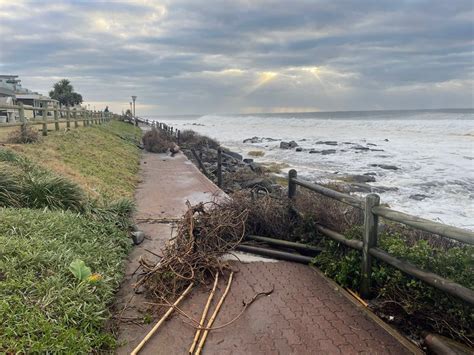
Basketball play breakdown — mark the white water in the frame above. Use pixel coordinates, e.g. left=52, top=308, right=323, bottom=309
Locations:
left=148, top=110, right=474, bottom=230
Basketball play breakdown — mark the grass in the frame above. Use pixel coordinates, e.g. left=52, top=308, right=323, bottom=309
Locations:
left=0, top=120, right=142, bottom=352
left=7, top=121, right=141, bottom=200
left=0, top=208, right=130, bottom=353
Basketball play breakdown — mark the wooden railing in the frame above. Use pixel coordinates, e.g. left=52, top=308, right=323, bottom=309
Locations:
left=135, top=118, right=474, bottom=304
left=288, top=169, right=474, bottom=304
left=0, top=103, right=121, bottom=136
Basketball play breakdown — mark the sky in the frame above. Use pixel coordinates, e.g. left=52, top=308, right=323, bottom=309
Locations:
left=0, top=0, right=472, bottom=115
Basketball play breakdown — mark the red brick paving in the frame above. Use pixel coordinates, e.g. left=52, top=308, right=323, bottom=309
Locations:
left=114, top=148, right=418, bottom=354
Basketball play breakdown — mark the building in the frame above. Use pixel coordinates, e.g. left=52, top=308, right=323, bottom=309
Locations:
left=0, top=75, right=59, bottom=121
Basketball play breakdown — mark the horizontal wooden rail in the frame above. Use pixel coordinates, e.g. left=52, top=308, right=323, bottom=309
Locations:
left=373, top=206, right=474, bottom=245
left=369, top=247, right=474, bottom=304
left=291, top=177, right=364, bottom=209
left=315, top=225, right=363, bottom=250
left=288, top=169, right=474, bottom=304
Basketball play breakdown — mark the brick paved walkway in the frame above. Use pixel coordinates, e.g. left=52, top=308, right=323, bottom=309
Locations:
left=114, top=148, right=418, bottom=354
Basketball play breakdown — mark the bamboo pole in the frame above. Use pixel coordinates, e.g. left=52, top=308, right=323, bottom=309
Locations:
left=189, top=273, right=219, bottom=354
left=131, top=283, right=194, bottom=355
left=195, top=272, right=234, bottom=355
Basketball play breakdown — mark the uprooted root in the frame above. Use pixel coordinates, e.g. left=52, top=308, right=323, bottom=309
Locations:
left=134, top=201, right=248, bottom=301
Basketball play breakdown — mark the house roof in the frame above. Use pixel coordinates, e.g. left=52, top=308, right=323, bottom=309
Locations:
left=15, top=93, right=58, bottom=102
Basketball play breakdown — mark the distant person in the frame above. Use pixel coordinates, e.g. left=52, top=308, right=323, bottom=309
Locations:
left=104, top=106, right=109, bottom=112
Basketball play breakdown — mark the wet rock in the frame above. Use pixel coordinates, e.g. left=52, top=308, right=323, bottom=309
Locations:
left=352, top=145, right=370, bottom=151
left=321, top=149, right=336, bottom=155
left=280, top=141, right=299, bottom=149
left=295, top=147, right=303, bottom=152
left=309, top=149, right=336, bottom=155
left=243, top=136, right=261, bottom=144
left=367, top=143, right=377, bottom=146
left=346, top=174, right=376, bottom=183
left=349, top=183, right=398, bottom=193
left=370, top=149, right=385, bottom=152
left=370, top=164, right=399, bottom=170
left=384, top=138, right=389, bottom=142
left=243, top=158, right=254, bottom=164
left=316, top=140, right=338, bottom=146
left=364, top=172, right=377, bottom=176
left=410, top=194, right=429, bottom=201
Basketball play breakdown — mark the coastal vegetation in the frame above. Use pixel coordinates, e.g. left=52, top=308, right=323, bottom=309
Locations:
left=0, top=121, right=141, bottom=352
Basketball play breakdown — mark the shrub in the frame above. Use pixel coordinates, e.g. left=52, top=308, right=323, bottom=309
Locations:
left=7, top=126, right=40, bottom=144
left=21, top=174, right=85, bottom=211
left=179, top=129, right=219, bottom=149
left=142, top=129, right=173, bottom=153
left=84, top=198, right=135, bottom=230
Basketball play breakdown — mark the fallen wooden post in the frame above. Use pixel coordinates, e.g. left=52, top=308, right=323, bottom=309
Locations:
left=131, top=283, right=194, bottom=355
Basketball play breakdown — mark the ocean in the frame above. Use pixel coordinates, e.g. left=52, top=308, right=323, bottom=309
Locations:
left=146, top=109, right=474, bottom=230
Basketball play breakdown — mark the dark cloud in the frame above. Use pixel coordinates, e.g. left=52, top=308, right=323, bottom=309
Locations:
left=0, top=0, right=472, bottom=114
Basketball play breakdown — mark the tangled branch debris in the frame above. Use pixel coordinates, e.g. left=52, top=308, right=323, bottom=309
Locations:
left=134, top=201, right=248, bottom=302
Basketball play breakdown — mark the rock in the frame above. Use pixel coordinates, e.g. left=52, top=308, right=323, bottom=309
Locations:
left=263, top=137, right=279, bottom=142
left=241, top=178, right=273, bottom=192
left=243, top=158, right=254, bottom=164
left=295, top=147, right=303, bottom=152
left=280, top=141, right=290, bottom=149
left=364, top=172, right=377, bottom=176
left=349, top=183, right=398, bottom=193
left=316, top=141, right=338, bottom=146
left=308, top=149, right=336, bottom=155
left=289, top=141, right=299, bottom=148
left=370, top=149, right=385, bottom=152
left=222, top=149, right=243, bottom=161
left=131, top=231, right=145, bottom=245
left=384, top=138, right=389, bottom=142
left=367, top=143, right=377, bottom=146
left=409, top=194, right=428, bottom=201
left=243, top=136, right=261, bottom=144
left=346, top=174, right=376, bottom=183
left=249, top=162, right=264, bottom=173
left=370, top=164, right=399, bottom=170
left=352, top=145, right=370, bottom=151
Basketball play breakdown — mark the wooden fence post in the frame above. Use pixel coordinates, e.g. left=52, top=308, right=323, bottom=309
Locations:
left=42, top=106, right=48, bottom=136
left=288, top=169, right=297, bottom=199
left=66, top=107, right=71, bottom=129
left=19, top=102, right=26, bottom=140
left=177, top=130, right=180, bottom=145
left=74, top=108, right=78, bottom=128
left=54, top=104, right=59, bottom=131
left=360, top=193, right=380, bottom=298
left=217, top=147, right=223, bottom=187
left=83, top=110, right=87, bottom=127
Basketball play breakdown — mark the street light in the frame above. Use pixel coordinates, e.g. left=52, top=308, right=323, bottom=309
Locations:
left=131, top=96, right=137, bottom=117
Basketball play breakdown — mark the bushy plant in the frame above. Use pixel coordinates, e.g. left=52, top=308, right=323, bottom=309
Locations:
left=0, top=168, right=23, bottom=207
left=7, top=126, right=40, bottom=144
left=142, top=128, right=173, bottom=153
left=21, top=173, right=85, bottom=212
left=179, top=129, right=219, bottom=149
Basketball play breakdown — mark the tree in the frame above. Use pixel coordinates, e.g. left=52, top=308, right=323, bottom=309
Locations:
left=49, top=79, right=83, bottom=107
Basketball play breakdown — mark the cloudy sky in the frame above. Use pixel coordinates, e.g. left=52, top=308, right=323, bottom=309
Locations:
left=0, top=0, right=472, bottom=115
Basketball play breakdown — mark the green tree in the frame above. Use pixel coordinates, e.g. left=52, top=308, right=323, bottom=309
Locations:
left=49, top=79, right=83, bottom=107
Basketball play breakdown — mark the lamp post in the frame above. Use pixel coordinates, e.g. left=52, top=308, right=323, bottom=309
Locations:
left=131, top=95, right=137, bottom=126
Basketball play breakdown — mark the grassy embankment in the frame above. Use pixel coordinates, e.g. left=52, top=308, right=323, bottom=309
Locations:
left=0, top=121, right=141, bottom=352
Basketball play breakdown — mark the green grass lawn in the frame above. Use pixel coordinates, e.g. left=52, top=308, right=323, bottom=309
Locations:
left=0, top=120, right=141, bottom=353
left=9, top=121, right=141, bottom=200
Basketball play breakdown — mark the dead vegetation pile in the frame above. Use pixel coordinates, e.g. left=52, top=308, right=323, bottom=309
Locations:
left=142, top=128, right=174, bottom=153
left=134, top=201, right=248, bottom=301
left=7, top=126, right=40, bottom=144
left=179, top=129, right=220, bottom=150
